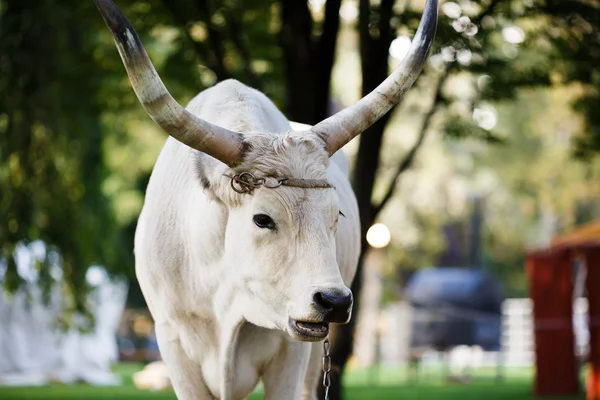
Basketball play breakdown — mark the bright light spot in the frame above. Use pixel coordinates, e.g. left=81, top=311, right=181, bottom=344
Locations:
left=452, top=16, right=471, bottom=32
left=252, top=60, right=271, bottom=74
left=366, top=223, right=391, bottom=249
left=389, top=36, right=411, bottom=60
left=50, top=264, right=63, bottom=281
left=48, top=250, right=61, bottom=266
left=441, top=2, right=462, bottom=19
left=15, top=243, right=38, bottom=282
left=473, top=106, right=497, bottom=130
left=309, top=0, right=326, bottom=12
left=198, top=65, right=217, bottom=87
left=211, top=13, right=225, bottom=28
left=86, top=265, right=107, bottom=287
left=464, top=23, right=479, bottom=37
left=481, top=16, right=496, bottom=30
left=441, top=46, right=456, bottom=62
left=29, top=240, right=46, bottom=260
left=457, top=49, right=472, bottom=65
left=428, top=54, right=445, bottom=70
left=150, top=26, right=180, bottom=44
left=502, top=26, right=525, bottom=44
left=189, top=23, right=207, bottom=42
left=340, top=2, right=358, bottom=21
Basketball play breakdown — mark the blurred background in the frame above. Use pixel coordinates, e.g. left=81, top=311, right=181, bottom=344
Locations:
left=1, top=0, right=600, bottom=399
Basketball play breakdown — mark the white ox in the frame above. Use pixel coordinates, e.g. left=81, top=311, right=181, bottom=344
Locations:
left=94, top=0, right=437, bottom=399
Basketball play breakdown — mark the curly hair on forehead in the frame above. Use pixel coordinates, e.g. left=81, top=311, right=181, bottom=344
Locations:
left=193, top=131, right=333, bottom=208
left=235, top=132, right=331, bottom=180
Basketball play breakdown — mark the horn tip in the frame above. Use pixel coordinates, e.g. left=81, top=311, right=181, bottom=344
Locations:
left=94, top=0, right=146, bottom=62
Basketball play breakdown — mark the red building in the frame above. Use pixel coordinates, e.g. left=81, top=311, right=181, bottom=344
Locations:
left=526, top=220, right=600, bottom=399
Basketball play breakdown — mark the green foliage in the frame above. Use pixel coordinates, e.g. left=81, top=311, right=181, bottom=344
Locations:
left=529, top=0, right=600, bottom=159
left=371, top=0, right=600, bottom=297
left=0, top=1, right=127, bottom=314
left=2, top=0, right=600, bottom=312
left=0, top=0, right=286, bottom=313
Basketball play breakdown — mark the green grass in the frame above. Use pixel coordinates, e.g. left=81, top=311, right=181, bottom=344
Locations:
left=0, top=363, right=585, bottom=400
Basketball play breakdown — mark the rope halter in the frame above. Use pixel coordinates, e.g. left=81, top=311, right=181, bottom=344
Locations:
left=227, top=172, right=333, bottom=194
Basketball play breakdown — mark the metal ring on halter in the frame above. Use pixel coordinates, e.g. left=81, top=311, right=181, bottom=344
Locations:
left=229, top=172, right=264, bottom=194
left=263, top=178, right=288, bottom=189
left=226, top=173, right=332, bottom=194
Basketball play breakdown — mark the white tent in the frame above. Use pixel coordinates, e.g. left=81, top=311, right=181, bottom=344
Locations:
left=0, top=241, right=128, bottom=386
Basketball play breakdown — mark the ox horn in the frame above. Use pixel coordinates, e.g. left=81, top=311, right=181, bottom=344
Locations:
left=94, top=0, right=246, bottom=167
left=310, top=0, right=439, bottom=156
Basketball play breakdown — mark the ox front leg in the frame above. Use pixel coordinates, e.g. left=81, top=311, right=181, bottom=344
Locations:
left=262, top=340, right=312, bottom=400
left=155, top=322, right=216, bottom=400
left=300, top=342, right=323, bottom=400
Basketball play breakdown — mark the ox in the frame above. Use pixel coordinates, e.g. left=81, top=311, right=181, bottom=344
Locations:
left=94, top=0, right=437, bottom=398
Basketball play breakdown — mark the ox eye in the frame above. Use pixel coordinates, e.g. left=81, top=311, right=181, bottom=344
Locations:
left=253, top=213, right=276, bottom=230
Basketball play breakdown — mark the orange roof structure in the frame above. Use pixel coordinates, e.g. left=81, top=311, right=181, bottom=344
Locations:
left=550, top=220, right=600, bottom=248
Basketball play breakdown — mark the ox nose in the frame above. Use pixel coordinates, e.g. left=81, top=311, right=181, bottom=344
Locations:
left=313, top=291, right=353, bottom=323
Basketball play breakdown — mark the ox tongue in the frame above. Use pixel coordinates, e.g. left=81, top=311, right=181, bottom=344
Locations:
left=296, top=321, right=328, bottom=332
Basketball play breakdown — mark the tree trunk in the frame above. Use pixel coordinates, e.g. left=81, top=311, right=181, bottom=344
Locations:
left=313, top=0, right=342, bottom=122
left=318, top=0, right=396, bottom=398
left=280, top=0, right=316, bottom=123
left=280, top=0, right=342, bottom=123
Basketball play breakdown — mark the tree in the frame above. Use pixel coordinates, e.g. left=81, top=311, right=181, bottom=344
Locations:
left=321, top=0, right=600, bottom=396
left=539, top=0, right=600, bottom=159
left=0, top=1, right=128, bottom=318
left=324, top=0, right=504, bottom=396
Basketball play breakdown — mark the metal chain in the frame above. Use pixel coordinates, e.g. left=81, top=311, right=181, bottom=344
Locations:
left=322, top=338, right=331, bottom=400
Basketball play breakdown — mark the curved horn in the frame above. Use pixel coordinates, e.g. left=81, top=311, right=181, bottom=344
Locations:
left=310, top=0, right=438, bottom=155
left=93, top=0, right=246, bottom=167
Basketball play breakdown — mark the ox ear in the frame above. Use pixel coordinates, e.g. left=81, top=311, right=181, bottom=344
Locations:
left=192, top=152, right=243, bottom=205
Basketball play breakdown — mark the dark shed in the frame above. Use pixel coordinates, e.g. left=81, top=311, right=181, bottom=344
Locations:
left=405, top=267, right=505, bottom=351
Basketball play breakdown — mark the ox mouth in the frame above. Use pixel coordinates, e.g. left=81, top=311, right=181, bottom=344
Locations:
left=289, top=318, right=329, bottom=341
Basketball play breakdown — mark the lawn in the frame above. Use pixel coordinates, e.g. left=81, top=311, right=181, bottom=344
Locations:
left=0, top=363, right=585, bottom=400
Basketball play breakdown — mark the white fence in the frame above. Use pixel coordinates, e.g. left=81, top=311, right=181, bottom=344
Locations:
left=364, top=297, right=590, bottom=368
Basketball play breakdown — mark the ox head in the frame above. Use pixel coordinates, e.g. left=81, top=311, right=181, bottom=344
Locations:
left=94, top=0, right=438, bottom=341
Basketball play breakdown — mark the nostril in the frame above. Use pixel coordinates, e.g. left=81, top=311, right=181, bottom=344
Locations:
left=313, top=291, right=353, bottom=311
left=313, top=292, right=334, bottom=312
left=313, top=290, right=352, bottom=324
left=313, top=291, right=353, bottom=323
